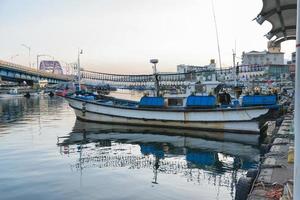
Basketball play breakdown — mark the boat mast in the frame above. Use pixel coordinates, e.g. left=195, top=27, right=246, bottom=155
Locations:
left=211, top=0, right=222, bottom=72
left=150, top=59, right=160, bottom=96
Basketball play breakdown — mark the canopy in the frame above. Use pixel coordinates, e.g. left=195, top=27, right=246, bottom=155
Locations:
left=255, top=0, right=297, bottom=45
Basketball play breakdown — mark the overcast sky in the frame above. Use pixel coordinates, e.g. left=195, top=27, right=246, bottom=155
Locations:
left=0, top=0, right=295, bottom=74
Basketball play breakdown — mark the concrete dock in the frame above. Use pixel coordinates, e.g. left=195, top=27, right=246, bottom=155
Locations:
left=247, top=114, right=294, bottom=200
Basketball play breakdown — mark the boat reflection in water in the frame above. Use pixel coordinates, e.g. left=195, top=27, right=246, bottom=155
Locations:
left=58, top=120, right=260, bottom=198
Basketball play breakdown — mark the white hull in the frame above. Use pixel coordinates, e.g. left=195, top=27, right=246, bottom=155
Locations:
left=67, top=97, right=270, bottom=134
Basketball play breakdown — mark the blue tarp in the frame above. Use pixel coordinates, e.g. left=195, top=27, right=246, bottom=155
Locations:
left=186, top=95, right=216, bottom=108
left=186, top=152, right=216, bottom=166
left=242, top=95, right=277, bottom=107
left=139, top=96, right=164, bottom=107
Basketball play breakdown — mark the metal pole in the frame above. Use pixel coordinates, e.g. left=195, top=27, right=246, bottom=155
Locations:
left=233, top=50, right=237, bottom=86
left=150, top=59, right=159, bottom=96
left=295, top=0, right=300, bottom=198
left=153, top=63, right=159, bottom=97
left=77, top=49, right=82, bottom=91
left=211, top=0, right=222, bottom=72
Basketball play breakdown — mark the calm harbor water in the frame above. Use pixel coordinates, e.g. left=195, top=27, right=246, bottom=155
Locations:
left=0, top=96, right=260, bottom=200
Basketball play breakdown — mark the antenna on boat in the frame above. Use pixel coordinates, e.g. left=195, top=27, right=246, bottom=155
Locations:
left=211, top=0, right=222, bottom=72
left=150, top=59, right=160, bottom=97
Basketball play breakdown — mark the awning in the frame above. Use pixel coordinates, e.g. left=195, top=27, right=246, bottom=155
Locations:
left=255, top=0, right=297, bottom=45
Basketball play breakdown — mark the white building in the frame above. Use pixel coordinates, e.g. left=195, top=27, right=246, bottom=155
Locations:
left=177, top=59, right=216, bottom=73
left=242, top=50, right=284, bottom=65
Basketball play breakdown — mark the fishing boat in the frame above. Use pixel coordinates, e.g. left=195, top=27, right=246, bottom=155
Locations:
left=66, top=59, right=280, bottom=137
left=66, top=93, right=279, bottom=135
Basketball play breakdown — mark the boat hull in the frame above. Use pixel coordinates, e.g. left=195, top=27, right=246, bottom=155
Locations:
left=67, top=97, right=270, bottom=134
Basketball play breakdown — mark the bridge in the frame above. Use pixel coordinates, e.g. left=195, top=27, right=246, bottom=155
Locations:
left=0, top=59, right=196, bottom=87
left=0, top=60, right=75, bottom=84
left=80, top=69, right=195, bottom=87
left=1, top=59, right=286, bottom=88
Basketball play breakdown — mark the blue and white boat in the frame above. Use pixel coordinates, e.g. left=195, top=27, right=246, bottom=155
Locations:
left=66, top=93, right=279, bottom=136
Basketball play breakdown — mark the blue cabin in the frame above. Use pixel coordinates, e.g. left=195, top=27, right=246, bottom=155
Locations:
left=186, top=95, right=216, bottom=108
left=139, top=96, right=164, bottom=108
left=242, top=95, right=277, bottom=107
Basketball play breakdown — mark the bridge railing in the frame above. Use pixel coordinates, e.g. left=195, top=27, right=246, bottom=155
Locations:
left=81, top=70, right=195, bottom=83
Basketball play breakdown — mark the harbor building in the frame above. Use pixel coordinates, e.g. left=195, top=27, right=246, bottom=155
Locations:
left=177, top=59, right=217, bottom=82
left=241, top=51, right=284, bottom=65
left=241, top=42, right=284, bottom=65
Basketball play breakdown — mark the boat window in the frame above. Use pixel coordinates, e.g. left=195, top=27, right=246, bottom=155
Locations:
left=168, top=98, right=183, bottom=106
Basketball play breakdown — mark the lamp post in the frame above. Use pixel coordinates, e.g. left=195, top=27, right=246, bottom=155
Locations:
left=21, top=44, right=31, bottom=68
left=150, top=59, right=159, bottom=96
left=77, top=49, right=83, bottom=91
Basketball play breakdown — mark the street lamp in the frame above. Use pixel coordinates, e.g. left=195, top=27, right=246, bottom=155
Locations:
left=21, top=44, right=31, bottom=68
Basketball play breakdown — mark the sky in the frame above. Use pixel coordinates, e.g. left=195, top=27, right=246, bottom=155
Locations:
left=0, top=0, right=295, bottom=74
